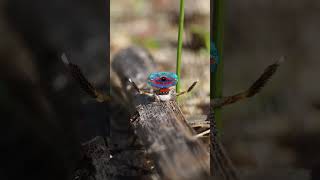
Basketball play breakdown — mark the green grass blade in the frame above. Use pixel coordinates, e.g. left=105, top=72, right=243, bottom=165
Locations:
left=176, top=0, right=185, bottom=93
left=211, top=0, right=225, bottom=130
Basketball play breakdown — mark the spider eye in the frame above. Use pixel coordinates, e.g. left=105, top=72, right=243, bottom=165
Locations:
left=161, top=77, right=167, bottom=81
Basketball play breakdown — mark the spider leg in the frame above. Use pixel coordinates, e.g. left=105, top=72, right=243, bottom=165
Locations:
left=212, top=57, right=284, bottom=108
left=128, top=78, right=141, bottom=93
left=176, top=80, right=198, bottom=97
left=128, top=78, right=154, bottom=96
left=61, top=53, right=110, bottom=102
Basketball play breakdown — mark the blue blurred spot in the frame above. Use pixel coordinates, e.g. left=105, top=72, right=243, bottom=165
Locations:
left=211, top=40, right=219, bottom=72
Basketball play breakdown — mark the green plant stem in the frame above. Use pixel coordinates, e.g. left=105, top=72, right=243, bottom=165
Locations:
left=211, top=0, right=225, bottom=130
left=176, top=0, right=185, bottom=93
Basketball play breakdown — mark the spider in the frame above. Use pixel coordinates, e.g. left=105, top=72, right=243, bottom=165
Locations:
left=61, top=51, right=284, bottom=180
left=128, top=72, right=198, bottom=102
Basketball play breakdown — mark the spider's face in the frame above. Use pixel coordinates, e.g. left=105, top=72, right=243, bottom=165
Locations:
left=147, top=72, right=178, bottom=89
left=147, top=72, right=178, bottom=101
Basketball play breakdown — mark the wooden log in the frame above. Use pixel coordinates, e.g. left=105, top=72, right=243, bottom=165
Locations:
left=110, top=46, right=157, bottom=146
left=70, top=47, right=159, bottom=179
left=112, top=46, right=210, bottom=179
left=76, top=136, right=110, bottom=180
left=74, top=136, right=152, bottom=180
left=112, top=46, right=157, bottom=108
left=132, top=101, right=210, bottom=180
left=209, top=110, right=239, bottom=180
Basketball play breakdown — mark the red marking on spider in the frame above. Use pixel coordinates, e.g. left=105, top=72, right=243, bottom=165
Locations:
left=159, top=88, right=170, bottom=93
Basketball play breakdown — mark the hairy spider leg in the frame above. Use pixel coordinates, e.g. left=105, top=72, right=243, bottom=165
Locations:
left=176, top=80, right=198, bottom=97
left=212, top=57, right=284, bottom=108
left=61, top=53, right=109, bottom=102
left=128, top=78, right=154, bottom=96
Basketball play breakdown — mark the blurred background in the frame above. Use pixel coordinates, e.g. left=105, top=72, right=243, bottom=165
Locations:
left=0, top=0, right=319, bottom=179
left=109, top=1, right=210, bottom=178
left=218, top=1, right=320, bottom=179
left=110, top=0, right=210, bottom=119
left=0, top=0, right=108, bottom=179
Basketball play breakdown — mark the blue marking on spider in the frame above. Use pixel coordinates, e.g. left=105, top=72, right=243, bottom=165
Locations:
left=148, top=72, right=178, bottom=89
left=211, top=40, right=219, bottom=72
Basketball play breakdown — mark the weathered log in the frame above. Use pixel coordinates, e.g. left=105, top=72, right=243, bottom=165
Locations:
left=75, top=136, right=110, bottom=180
left=209, top=110, right=239, bottom=180
left=111, top=46, right=211, bottom=179
left=112, top=46, right=157, bottom=107
left=74, top=136, right=152, bottom=180
left=68, top=47, right=159, bottom=179
left=132, top=101, right=210, bottom=179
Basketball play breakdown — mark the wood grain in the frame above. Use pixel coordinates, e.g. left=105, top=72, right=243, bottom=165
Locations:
left=132, top=101, right=210, bottom=180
